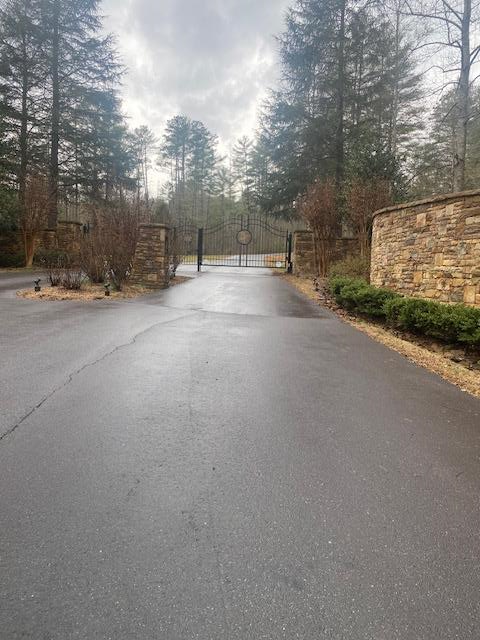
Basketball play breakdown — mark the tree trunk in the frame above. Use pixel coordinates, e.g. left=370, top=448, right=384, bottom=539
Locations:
left=359, top=229, right=369, bottom=259
left=390, top=3, right=402, bottom=156
left=48, top=0, right=60, bottom=229
left=313, top=228, right=332, bottom=277
left=144, top=146, right=149, bottom=206
left=335, top=0, right=346, bottom=186
left=19, top=33, right=28, bottom=219
left=24, top=231, right=36, bottom=268
left=181, top=142, right=186, bottom=219
left=312, top=228, right=320, bottom=276
left=136, top=165, right=141, bottom=211
left=453, top=0, right=471, bottom=192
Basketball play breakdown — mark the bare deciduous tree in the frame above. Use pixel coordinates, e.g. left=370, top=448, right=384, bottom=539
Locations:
left=21, top=174, right=50, bottom=266
left=346, top=179, right=392, bottom=258
left=298, top=179, right=339, bottom=277
left=82, top=201, right=141, bottom=291
left=406, top=0, right=480, bottom=190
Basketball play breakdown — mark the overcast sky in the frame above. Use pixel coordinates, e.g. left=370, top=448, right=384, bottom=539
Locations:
left=102, top=0, right=291, bottom=153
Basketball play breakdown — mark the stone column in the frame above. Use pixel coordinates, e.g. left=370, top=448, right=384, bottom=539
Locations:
left=131, top=223, right=170, bottom=289
left=293, top=230, right=316, bottom=277
left=57, top=221, right=83, bottom=256
left=36, top=229, right=58, bottom=252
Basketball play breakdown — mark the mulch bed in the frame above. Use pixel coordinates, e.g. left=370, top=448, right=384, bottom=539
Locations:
left=17, top=275, right=193, bottom=302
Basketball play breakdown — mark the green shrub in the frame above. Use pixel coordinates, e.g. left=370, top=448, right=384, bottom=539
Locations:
left=328, top=255, right=371, bottom=280
left=329, top=276, right=480, bottom=347
left=330, top=276, right=400, bottom=318
left=329, top=275, right=361, bottom=297
left=385, top=297, right=480, bottom=347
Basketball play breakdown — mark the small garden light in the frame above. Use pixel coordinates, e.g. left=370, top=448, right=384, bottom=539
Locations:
left=34, top=279, right=41, bottom=292
left=104, top=283, right=111, bottom=297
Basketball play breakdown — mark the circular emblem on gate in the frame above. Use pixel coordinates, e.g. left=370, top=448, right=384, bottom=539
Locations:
left=237, top=229, right=252, bottom=246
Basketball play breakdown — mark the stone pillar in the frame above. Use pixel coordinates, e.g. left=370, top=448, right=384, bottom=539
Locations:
left=293, top=230, right=316, bottom=277
left=57, top=221, right=83, bottom=256
left=131, top=223, right=170, bottom=289
left=36, top=229, right=58, bottom=252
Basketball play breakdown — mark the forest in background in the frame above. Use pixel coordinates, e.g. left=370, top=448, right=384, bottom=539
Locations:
left=1, top=0, right=480, bottom=266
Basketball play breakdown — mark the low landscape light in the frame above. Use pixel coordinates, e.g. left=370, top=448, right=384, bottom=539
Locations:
left=34, top=279, right=41, bottom=292
left=104, top=283, right=111, bottom=297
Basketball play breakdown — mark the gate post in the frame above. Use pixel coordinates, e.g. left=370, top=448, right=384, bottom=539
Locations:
left=197, top=228, right=204, bottom=272
left=131, top=223, right=170, bottom=289
left=292, top=230, right=315, bottom=277
left=287, top=232, right=293, bottom=273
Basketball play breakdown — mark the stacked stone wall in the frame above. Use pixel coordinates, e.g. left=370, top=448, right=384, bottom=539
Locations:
left=35, top=229, right=57, bottom=252
left=371, top=191, right=480, bottom=306
left=34, top=221, right=83, bottom=258
left=57, top=221, right=83, bottom=256
left=293, top=230, right=360, bottom=276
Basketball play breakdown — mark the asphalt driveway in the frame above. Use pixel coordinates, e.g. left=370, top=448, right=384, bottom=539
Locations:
left=0, top=268, right=479, bottom=639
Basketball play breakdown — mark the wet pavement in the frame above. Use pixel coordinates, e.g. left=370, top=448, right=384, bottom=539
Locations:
left=0, top=268, right=479, bottom=639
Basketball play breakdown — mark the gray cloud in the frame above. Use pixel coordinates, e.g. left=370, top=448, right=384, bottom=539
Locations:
left=102, top=0, right=290, bottom=145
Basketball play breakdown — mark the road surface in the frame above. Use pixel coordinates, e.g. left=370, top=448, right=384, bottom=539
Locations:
left=1, top=268, right=479, bottom=639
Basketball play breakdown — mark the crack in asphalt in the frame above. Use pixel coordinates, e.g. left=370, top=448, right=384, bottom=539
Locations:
left=0, top=311, right=196, bottom=443
left=146, top=302, right=326, bottom=321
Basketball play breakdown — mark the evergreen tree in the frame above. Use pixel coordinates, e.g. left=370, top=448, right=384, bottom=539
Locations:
left=0, top=0, right=129, bottom=228
left=232, top=136, right=254, bottom=212
left=188, top=120, right=218, bottom=224
left=159, top=115, right=219, bottom=224
left=0, top=0, right=47, bottom=213
left=159, top=115, right=191, bottom=220
left=131, top=125, right=157, bottom=206
left=259, top=0, right=422, bottom=215
left=41, top=0, right=122, bottom=226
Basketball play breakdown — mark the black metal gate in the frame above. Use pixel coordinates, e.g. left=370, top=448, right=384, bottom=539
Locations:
left=174, top=216, right=293, bottom=272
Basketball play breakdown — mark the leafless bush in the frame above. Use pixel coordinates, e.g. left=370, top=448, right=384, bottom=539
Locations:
left=328, top=255, right=371, bottom=281
left=60, top=267, right=85, bottom=290
left=298, top=178, right=339, bottom=276
left=35, top=249, right=71, bottom=286
left=345, top=179, right=392, bottom=258
left=103, top=204, right=139, bottom=290
left=82, top=201, right=140, bottom=291
left=80, top=232, right=106, bottom=284
left=20, top=175, right=51, bottom=267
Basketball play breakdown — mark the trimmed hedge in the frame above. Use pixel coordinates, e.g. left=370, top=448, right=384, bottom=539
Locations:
left=329, top=276, right=480, bottom=347
left=330, top=277, right=400, bottom=318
